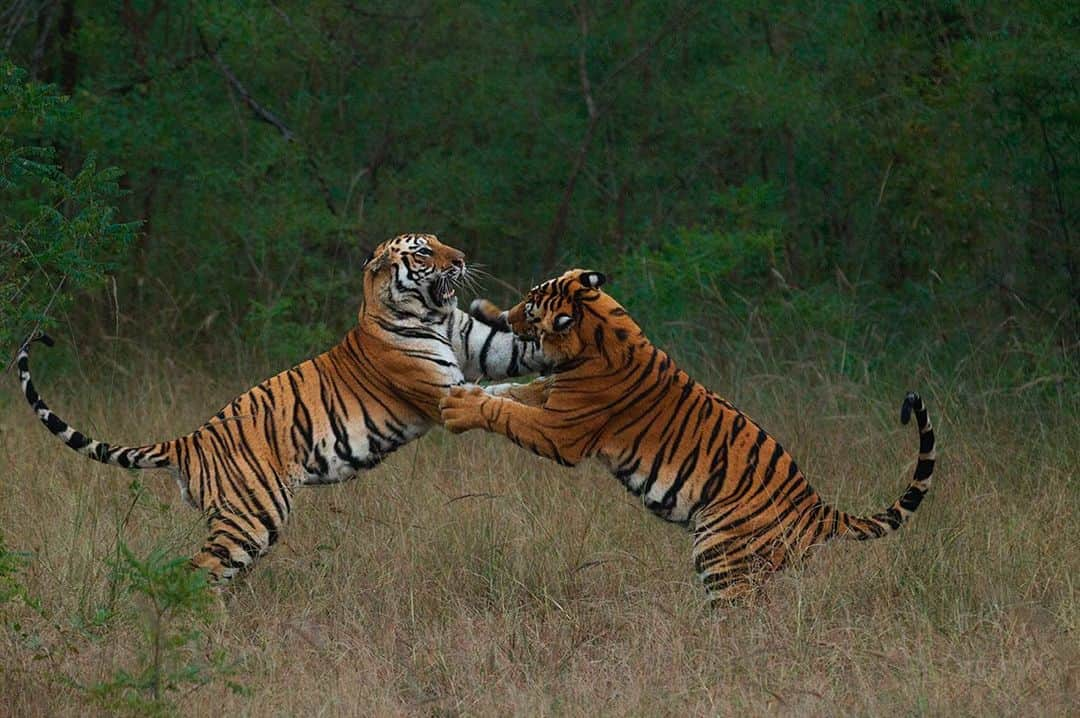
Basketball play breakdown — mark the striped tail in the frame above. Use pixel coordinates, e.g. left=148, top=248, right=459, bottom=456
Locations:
left=16, top=333, right=174, bottom=469
left=832, top=391, right=936, bottom=540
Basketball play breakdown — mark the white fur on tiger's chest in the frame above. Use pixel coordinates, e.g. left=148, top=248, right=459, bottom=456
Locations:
left=432, top=339, right=466, bottom=385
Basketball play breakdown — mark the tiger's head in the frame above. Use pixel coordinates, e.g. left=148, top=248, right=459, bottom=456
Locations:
left=362, top=233, right=466, bottom=318
left=498, top=269, right=636, bottom=365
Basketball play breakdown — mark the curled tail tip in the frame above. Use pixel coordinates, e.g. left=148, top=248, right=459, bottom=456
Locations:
left=15, top=332, right=53, bottom=372
left=900, top=390, right=922, bottom=425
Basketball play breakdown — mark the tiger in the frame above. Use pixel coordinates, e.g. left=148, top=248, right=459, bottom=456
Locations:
left=441, top=269, right=936, bottom=602
left=16, top=233, right=552, bottom=583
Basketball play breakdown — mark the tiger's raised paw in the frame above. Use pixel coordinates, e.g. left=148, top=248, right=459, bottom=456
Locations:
left=440, top=385, right=490, bottom=434
left=469, top=298, right=510, bottom=331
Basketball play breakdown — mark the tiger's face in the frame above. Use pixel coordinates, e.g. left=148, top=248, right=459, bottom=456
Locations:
left=504, top=269, right=608, bottom=363
left=363, top=233, right=466, bottom=316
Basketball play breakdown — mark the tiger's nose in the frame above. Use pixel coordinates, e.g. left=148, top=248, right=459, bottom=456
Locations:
left=450, top=251, right=465, bottom=269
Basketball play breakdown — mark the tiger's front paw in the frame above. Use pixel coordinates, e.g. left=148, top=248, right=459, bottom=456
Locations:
left=469, top=298, right=510, bottom=331
left=439, top=385, right=490, bottom=434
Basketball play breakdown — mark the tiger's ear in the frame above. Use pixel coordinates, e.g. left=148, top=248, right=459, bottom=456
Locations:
left=363, top=247, right=388, bottom=273
left=581, top=271, right=606, bottom=288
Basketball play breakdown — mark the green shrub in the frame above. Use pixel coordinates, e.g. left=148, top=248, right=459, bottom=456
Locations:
left=0, top=61, right=136, bottom=352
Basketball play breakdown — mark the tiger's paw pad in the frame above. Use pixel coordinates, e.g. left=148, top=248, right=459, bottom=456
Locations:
left=469, top=297, right=503, bottom=317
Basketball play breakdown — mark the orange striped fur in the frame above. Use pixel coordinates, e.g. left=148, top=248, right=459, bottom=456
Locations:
left=18, top=234, right=550, bottom=583
left=444, top=269, right=936, bottom=602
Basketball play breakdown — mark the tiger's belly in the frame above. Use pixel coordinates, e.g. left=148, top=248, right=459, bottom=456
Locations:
left=297, top=343, right=462, bottom=487
left=300, top=418, right=431, bottom=486
left=604, top=455, right=697, bottom=525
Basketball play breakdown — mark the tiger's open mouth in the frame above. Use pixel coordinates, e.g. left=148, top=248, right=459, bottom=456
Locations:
left=429, top=270, right=461, bottom=307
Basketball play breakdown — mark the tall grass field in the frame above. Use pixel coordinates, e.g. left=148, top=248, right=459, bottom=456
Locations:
left=1, top=331, right=1076, bottom=716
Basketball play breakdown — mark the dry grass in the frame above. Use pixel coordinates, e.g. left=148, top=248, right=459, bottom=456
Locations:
left=1, top=349, right=1076, bottom=717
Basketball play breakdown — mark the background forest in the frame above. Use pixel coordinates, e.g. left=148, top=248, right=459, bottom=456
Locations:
left=1, top=1, right=1077, bottom=715
left=2, top=0, right=1077, bottom=371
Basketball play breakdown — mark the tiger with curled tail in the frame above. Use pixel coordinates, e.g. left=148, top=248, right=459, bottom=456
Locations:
left=442, top=269, right=936, bottom=602
left=17, top=234, right=551, bottom=583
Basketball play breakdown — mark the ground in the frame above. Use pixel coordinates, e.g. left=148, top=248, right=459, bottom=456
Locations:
left=1, top=353, right=1076, bottom=716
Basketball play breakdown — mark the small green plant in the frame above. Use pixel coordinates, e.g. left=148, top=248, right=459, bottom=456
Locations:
left=84, top=542, right=247, bottom=716
left=0, top=530, right=50, bottom=703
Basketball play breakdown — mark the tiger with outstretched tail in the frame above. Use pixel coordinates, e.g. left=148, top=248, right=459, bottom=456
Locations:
left=17, top=234, right=551, bottom=582
left=442, top=269, right=936, bottom=601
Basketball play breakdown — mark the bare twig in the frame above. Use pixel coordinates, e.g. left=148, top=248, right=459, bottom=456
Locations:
left=5, top=273, right=66, bottom=373
left=875, top=157, right=894, bottom=208
left=105, top=51, right=202, bottom=95
left=578, top=10, right=598, bottom=124
left=1, top=0, right=38, bottom=52
left=996, top=279, right=1059, bottom=320
left=543, top=2, right=702, bottom=270
left=266, top=0, right=294, bottom=28
left=342, top=1, right=431, bottom=22
left=444, top=492, right=502, bottom=506
left=27, top=0, right=59, bottom=76
left=598, top=2, right=702, bottom=89
left=197, top=28, right=295, bottom=141
left=196, top=27, right=338, bottom=215
left=570, top=558, right=614, bottom=575
left=1013, top=375, right=1064, bottom=394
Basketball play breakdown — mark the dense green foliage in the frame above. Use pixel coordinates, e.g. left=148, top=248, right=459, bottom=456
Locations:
left=1, top=1, right=1077, bottom=372
left=1, top=61, right=136, bottom=352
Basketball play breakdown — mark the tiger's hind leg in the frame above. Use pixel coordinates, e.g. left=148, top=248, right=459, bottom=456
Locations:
left=692, top=510, right=797, bottom=604
left=191, top=505, right=289, bottom=583
left=692, top=525, right=760, bottom=603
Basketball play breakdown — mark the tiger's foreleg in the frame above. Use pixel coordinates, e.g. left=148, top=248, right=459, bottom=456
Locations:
left=483, top=376, right=554, bottom=407
left=440, top=385, right=584, bottom=466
